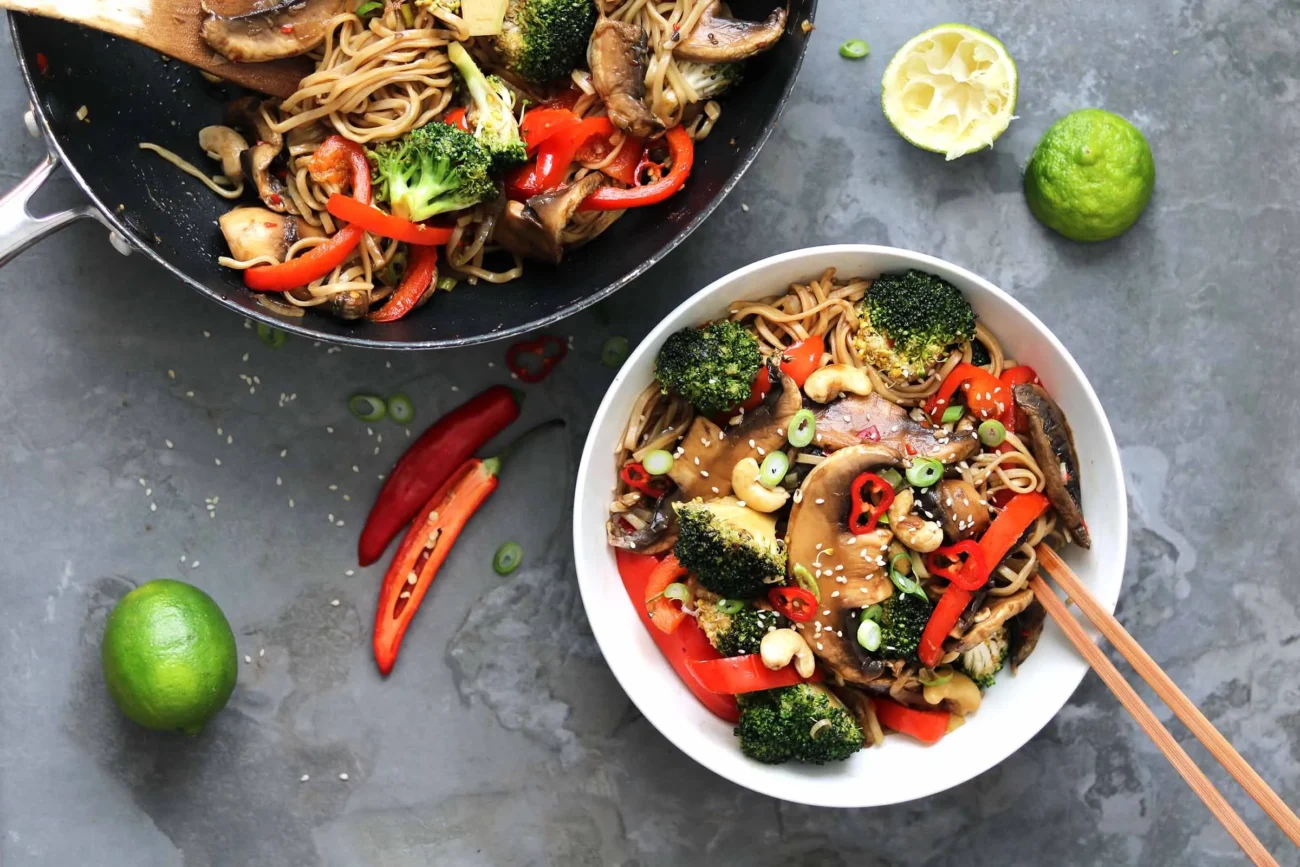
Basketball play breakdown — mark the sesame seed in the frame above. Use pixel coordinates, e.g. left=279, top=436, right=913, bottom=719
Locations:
left=693, top=457, right=700, bottom=465
left=203, top=330, right=211, bottom=338
left=149, top=502, right=157, bottom=512
left=711, top=487, right=719, bottom=494
left=343, top=494, right=351, bottom=501
left=700, top=470, right=709, bottom=478
left=330, top=599, right=340, bottom=607
left=244, top=655, right=252, bottom=664
left=226, top=435, right=233, bottom=445
left=336, top=520, right=345, bottom=527
left=217, top=427, right=223, bottom=436
left=165, top=439, right=174, bottom=449
left=214, top=458, right=222, bottom=466
left=757, top=447, right=766, bottom=456
left=186, top=391, right=195, bottom=398
left=748, top=439, right=756, bottom=448
left=328, top=514, right=335, bottom=523
left=326, top=426, right=334, bottom=434
left=407, top=572, right=417, bottom=585
left=776, top=429, right=784, bottom=436
left=242, top=353, right=249, bottom=362
left=830, top=591, right=840, bottom=598
left=815, top=543, right=823, bottom=550
left=280, top=449, right=288, bottom=458
left=167, top=369, right=176, bottom=379
left=145, top=488, right=152, bottom=497
left=300, top=774, right=310, bottom=782
left=191, top=561, right=200, bottom=569
left=814, top=498, right=825, bottom=505
left=451, top=386, right=460, bottom=392
left=345, top=569, right=355, bottom=577
left=276, top=477, right=282, bottom=486
left=258, top=648, right=265, bottom=658
left=338, top=773, right=349, bottom=781
left=288, top=498, right=295, bottom=508
left=736, top=501, right=746, bottom=508
left=352, top=465, right=359, bottom=473
left=399, top=591, right=410, bottom=599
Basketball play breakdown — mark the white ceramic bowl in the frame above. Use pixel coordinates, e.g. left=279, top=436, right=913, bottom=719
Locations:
left=573, top=245, right=1126, bottom=807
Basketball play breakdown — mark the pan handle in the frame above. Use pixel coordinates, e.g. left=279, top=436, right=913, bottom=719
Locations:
left=0, top=150, right=124, bottom=267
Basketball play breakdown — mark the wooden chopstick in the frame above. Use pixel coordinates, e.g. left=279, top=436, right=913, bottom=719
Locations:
left=1026, top=573, right=1279, bottom=866
left=1036, top=543, right=1300, bottom=850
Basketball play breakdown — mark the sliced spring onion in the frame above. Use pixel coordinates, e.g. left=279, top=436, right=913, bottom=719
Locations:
left=600, top=336, right=630, bottom=368
left=492, top=541, right=523, bottom=575
left=877, top=467, right=904, bottom=491
left=716, top=598, right=744, bottom=615
left=940, top=405, right=964, bottom=424
left=642, top=449, right=674, bottom=475
left=839, top=38, right=870, bottom=59
left=780, top=469, right=800, bottom=489
left=788, top=409, right=817, bottom=447
left=889, top=562, right=929, bottom=603
left=856, top=618, right=881, bottom=651
left=662, top=582, right=692, bottom=604
left=978, top=419, right=1007, bottom=447
left=386, top=392, right=415, bottom=425
left=349, top=394, right=387, bottom=422
left=905, top=456, right=944, bottom=487
left=861, top=603, right=883, bottom=622
left=889, top=551, right=911, bottom=574
left=792, top=563, right=820, bottom=601
left=436, top=275, right=458, bottom=292
left=877, top=512, right=890, bottom=526
left=919, top=668, right=953, bottom=687
left=758, top=451, right=789, bottom=489
left=399, top=0, right=415, bottom=27
left=256, top=321, right=287, bottom=348
left=355, top=0, right=383, bottom=17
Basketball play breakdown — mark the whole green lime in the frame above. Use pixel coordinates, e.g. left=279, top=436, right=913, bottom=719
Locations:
left=101, top=579, right=237, bottom=735
left=1024, top=109, right=1155, bottom=241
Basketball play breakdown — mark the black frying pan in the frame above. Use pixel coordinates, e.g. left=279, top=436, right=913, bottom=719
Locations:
left=3, top=5, right=815, bottom=348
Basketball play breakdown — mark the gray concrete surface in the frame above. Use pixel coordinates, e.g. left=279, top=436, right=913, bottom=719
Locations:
left=2, top=1, right=1299, bottom=865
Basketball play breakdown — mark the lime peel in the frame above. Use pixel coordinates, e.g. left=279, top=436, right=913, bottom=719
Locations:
left=881, top=24, right=1018, bottom=160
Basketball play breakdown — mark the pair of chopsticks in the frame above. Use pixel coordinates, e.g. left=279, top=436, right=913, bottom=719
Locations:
left=1031, top=545, right=1300, bottom=866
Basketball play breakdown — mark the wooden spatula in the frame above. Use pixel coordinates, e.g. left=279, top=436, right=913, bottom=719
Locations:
left=2, top=0, right=311, bottom=98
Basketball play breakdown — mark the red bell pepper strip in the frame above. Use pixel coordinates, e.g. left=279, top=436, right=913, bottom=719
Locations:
left=368, top=244, right=439, bottom=323
left=620, top=462, right=672, bottom=498
left=768, top=586, right=817, bottom=622
left=779, top=335, right=825, bottom=387
left=997, top=365, right=1039, bottom=431
left=872, top=698, right=950, bottom=744
left=325, top=194, right=454, bottom=246
left=442, top=106, right=469, bottom=131
left=358, top=385, right=522, bottom=566
left=617, top=550, right=739, bottom=722
left=918, top=586, right=973, bottom=669
left=978, top=491, right=1050, bottom=569
left=520, top=106, right=581, bottom=153
left=244, top=225, right=365, bottom=292
left=582, top=125, right=695, bottom=211
left=373, top=456, right=497, bottom=674
left=924, top=362, right=1004, bottom=420
left=685, top=654, right=823, bottom=694
left=739, top=365, right=771, bottom=411
left=601, top=137, right=643, bottom=185
left=849, top=472, right=895, bottom=535
left=507, top=116, right=615, bottom=198
left=644, top=554, right=689, bottom=635
left=506, top=335, right=568, bottom=383
left=372, top=420, right=561, bottom=675
left=925, top=540, right=988, bottom=591
left=245, top=135, right=371, bottom=292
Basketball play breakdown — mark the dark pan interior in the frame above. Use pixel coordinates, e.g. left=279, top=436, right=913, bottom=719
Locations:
left=9, top=3, right=815, bottom=348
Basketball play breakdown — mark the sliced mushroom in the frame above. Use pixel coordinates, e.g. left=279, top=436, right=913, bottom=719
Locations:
left=814, top=392, right=979, bottom=464
left=201, top=0, right=349, bottom=63
left=1013, top=384, right=1090, bottom=548
left=199, top=125, right=249, bottom=180
left=786, top=444, right=905, bottom=688
left=917, top=479, right=990, bottom=543
left=225, top=97, right=296, bottom=214
left=606, top=491, right=681, bottom=555
left=953, top=589, right=1035, bottom=652
left=218, top=207, right=323, bottom=261
left=588, top=19, right=665, bottom=138
left=667, top=365, right=802, bottom=500
left=674, top=0, right=788, bottom=64
left=1008, top=597, right=1046, bottom=672
left=327, top=290, right=370, bottom=321
left=495, top=172, right=606, bottom=265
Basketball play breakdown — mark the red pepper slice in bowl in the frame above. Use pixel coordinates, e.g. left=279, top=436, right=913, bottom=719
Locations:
left=685, top=654, right=822, bottom=694
left=620, top=462, right=672, bottom=498
left=643, top=554, right=689, bottom=635
left=873, top=697, right=950, bottom=744
left=849, top=471, right=895, bottom=535
left=926, top=540, right=988, bottom=591
left=768, top=586, right=816, bottom=622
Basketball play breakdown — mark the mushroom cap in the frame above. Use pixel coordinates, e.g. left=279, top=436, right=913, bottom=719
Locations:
left=814, top=392, right=979, bottom=464
left=202, top=0, right=349, bottom=63
left=1013, top=384, right=1089, bottom=547
left=674, top=0, right=789, bottom=64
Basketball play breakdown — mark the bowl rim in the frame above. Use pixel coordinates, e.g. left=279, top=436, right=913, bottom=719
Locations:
left=573, top=244, right=1127, bottom=806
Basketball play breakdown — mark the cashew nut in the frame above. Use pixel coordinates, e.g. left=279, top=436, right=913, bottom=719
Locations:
left=887, top=487, right=943, bottom=553
left=730, top=457, right=789, bottom=513
left=802, top=363, right=873, bottom=404
left=923, top=671, right=982, bottom=715
left=760, top=628, right=816, bottom=678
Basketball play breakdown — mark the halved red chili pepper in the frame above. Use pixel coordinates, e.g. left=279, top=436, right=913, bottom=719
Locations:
left=358, top=385, right=523, bottom=566
left=768, top=586, right=817, bottom=622
left=373, top=421, right=561, bottom=675
left=779, top=335, right=824, bottom=387
left=872, top=697, right=950, bottom=744
left=925, top=540, right=988, bottom=591
left=616, top=549, right=739, bottom=722
left=620, top=462, right=672, bottom=498
left=506, top=335, right=568, bottom=383
left=368, top=244, right=438, bottom=323
left=849, top=472, right=895, bottom=535
left=685, top=654, right=822, bottom=694
left=644, top=554, right=689, bottom=635
left=581, top=125, right=695, bottom=211
left=918, top=586, right=973, bottom=669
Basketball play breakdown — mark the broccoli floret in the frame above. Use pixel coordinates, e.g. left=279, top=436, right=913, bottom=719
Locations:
left=491, top=0, right=597, bottom=84
left=855, top=270, right=977, bottom=380
left=369, top=122, right=496, bottom=222
left=446, top=42, right=527, bottom=172
left=677, top=61, right=743, bottom=102
left=873, top=592, right=933, bottom=661
left=696, top=600, right=787, bottom=656
left=735, top=684, right=863, bottom=765
left=673, top=497, right=785, bottom=599
left=958, top=625, right=1009, bottom=688
left=654, top=321, right=762, bottom=416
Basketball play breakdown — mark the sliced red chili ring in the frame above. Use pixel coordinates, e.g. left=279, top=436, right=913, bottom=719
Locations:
left=621, top=462, right=672, bottom=497
left=925, top=540, right=988, bottom=591
left=849, top=471, right=895, bottom=535
left=506, top=335, right=568, bottom=383
left=769, top=586, right=817, bottom=622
